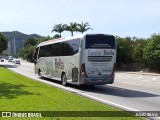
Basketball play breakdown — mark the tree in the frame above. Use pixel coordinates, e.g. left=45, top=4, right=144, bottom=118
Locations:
left=24, top=38, right=38, bottom=47
left=133, top=39, right=146, bottom=62
left=53, top=34, right=61, bottom=39
left=20, top=45, right=35, bottom=62
left=116, top=36, right=134, bottom=63
left=77, top=22, right=93, bottom=34
left=20, top=36, right=53, bottom=61
left=0, top=33, right=8, bottom=54
left=66, top=22, right=77, bottom=36
left=143, top=34, right=160, bottom=71
left=51, top=23, right=66, bottom=37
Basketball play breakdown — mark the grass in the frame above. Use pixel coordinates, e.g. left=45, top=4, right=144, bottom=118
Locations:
left=0, top=66, right=142, bottom=120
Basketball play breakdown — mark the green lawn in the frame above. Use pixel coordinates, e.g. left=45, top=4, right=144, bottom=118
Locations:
left=0, top=66, right=142, bottom=120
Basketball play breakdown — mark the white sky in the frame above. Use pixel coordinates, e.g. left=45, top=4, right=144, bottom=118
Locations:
left=0, top=0, right=160, bottom=38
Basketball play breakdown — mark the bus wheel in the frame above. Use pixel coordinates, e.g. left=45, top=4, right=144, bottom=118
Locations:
left=62, top=73, right=67, bottom=86
left=38, top=69, right=42, bottom=79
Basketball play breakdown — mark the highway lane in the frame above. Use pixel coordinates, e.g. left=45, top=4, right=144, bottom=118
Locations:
left=1, top=60, right=160, bottom=119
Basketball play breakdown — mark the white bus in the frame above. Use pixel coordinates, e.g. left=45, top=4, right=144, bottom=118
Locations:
left=33, top=34, right=116, bottom=86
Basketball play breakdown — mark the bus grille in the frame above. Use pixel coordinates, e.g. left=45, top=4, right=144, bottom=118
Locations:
left=88, top=56, right=112, bottom=62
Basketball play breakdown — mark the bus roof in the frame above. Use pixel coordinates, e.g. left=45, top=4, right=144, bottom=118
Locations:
left=37, top=34, right=84, bottom=47
left=37, top=33, right=114, bottom=47
left=38, top=38, right=65, bottom=46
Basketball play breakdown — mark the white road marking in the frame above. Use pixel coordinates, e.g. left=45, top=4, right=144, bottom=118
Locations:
left=79, top=92, right=138, bottom=111
left=120, top=82, right=142, bottom=86
left=120, top=81, right=160, bottom=89
left=79, top=93, right=160, bottom=120
left=126, top=76, right=130, bottom=77
left=142, top=79, right=160, bottom=83
left=142, top=79, right=152, bottom=82
left=117, top=75, right=122, bottom=76
left=152, top=78, right=158, bottom=80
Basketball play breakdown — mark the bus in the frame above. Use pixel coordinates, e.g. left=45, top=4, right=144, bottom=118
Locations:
left=33, top=34, right=116, bottom=86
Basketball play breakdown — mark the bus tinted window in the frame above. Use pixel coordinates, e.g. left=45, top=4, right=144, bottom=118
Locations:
left=70, top=39, right=80, bottom=53
left=38, top=39, right=80, bottom=57
left=60, top=39, right=80, bottom=56
left=85, top=35, right=115, bottom=49
left=50, top=43, right=62, bottom=56
left=39, top=46, right=47, bottom=57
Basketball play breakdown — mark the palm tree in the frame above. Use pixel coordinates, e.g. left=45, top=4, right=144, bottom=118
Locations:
left=77, top=22, right=93, bottom=34
left=66, top=22, right=78, bottom=36
left=51, top=23, right=67, bottom=37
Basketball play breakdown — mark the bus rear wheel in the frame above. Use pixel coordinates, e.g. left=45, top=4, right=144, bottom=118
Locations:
left=61, top=73, right=67, bottom=86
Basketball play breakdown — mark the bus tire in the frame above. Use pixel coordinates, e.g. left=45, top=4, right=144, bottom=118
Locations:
left=38, top=69, right=42, bottom=79
left=109, top=78, right=114, bottom=84
left=61, top=73, right=67, bottom=86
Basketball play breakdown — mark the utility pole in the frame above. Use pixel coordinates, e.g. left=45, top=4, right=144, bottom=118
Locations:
left=14, top=37, right=16, bottom=56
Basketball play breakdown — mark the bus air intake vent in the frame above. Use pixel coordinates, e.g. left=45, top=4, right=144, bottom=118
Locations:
left=88, top=56, right=112, bottom=62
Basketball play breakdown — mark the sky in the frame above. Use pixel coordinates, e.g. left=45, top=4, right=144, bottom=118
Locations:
left=0, top=0, right=160, bottom=38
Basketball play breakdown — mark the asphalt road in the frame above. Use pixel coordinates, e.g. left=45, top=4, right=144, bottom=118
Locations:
left=1, top=60, right=160, bottom=119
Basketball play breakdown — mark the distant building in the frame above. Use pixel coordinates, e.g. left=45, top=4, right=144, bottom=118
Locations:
left=7, top=37, right=25, bottom=56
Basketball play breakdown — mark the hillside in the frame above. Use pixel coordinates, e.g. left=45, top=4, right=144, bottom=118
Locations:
left=0, top=31, right=44, bottom=55
left=1, top=31, right=44, bottom=40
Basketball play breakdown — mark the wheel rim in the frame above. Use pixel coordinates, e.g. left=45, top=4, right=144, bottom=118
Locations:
left=38, top=70, right=42, bottom=78
left=62, top=75, right=67, bottom=85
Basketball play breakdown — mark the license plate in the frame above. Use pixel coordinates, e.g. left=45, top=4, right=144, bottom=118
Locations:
left=97, top=80, right=102, bottom=82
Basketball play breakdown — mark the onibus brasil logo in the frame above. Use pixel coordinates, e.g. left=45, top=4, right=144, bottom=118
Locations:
left=1, top=112, right=42, bottom=118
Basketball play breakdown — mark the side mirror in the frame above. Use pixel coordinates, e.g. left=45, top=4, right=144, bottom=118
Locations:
left=32, top=51, right=37, bottom=64
left=32, top=58, right=37, bottom=64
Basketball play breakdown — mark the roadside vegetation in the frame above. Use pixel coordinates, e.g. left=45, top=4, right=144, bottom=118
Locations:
left=0, top=33, right=8, bottom=54
left=0, top=66, right=141, bottom=120
left=116, top=34, right=160, bottom=72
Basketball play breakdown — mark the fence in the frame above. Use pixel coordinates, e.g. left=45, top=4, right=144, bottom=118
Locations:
left=116, top=63, right=150, bottom=72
